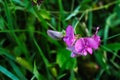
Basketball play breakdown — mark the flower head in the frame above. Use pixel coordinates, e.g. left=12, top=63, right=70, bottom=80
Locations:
left=47, top=25, right=101, bottom=58
left=63, top=26, right=101, bottom=57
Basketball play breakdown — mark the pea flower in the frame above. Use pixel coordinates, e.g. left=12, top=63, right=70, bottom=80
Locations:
left=63, top=25, right=100, bottom=57
left=47, top=25, right=100, bottom=58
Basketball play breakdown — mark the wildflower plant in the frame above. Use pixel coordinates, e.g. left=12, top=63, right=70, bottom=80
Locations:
left=47, top=25, right=101, bottom=57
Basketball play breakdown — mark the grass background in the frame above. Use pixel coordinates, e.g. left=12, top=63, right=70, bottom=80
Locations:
left=0, top=0, right=120, bottom=80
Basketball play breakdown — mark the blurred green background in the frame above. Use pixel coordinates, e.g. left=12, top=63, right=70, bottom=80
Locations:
left=0, top=0, right=120, bottom=80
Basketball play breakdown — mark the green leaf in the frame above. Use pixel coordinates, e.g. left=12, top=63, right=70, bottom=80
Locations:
left=39, top=10, right=50, bottom=20
left=0, top=65, right=19, bottom=80
left=65, top=6, right=81, bottom=20
left=30, top=7, right=48, bottom=29
left=8, top=60, right=27, bottom=80
left=106, top=12, right=120, bottom=27
left=104, top=43, right=120, bottom=51
left=56, top=49, right=77, bottom=70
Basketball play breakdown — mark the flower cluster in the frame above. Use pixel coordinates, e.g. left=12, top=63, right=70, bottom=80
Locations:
left=63, top=25, right=100, bottom=57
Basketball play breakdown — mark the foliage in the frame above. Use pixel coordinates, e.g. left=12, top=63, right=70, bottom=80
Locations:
left=0, top=0, right=120, bottom=80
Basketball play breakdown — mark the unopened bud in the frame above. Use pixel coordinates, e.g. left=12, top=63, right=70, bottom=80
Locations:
left=47, top=30, right=64, bottom=40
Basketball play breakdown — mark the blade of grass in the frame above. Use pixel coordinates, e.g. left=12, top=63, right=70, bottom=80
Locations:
left=33, top=38, right=52, bottom=80
left=104, top=24, right=109, bottom=45
left=0, top=65, right=19, bottom=80
left=65, top=6, right=81, bottom=21
left=58, top=0, right=66, bottom=30
left=110, top=60, right=120, bottom=69
left=8, top=60, right=27, bottom=80
left=103, top=33, right=120, bottom=41
left=29, top=7, right=48, bottom=30
left=101, top=45, right=120, bottom=59
left=74, top=12, right=85, bottom=33
left=3, top=0, right=29, bottom=60
left=0, top=48, right=15, bottom=61
left=71, top=0, right=75, bottom=11
left=57, top=73, right=67, bottom=80
left=88, top=11, right=93, bottom=36
left=96, top=69, right=104, bottom=80
left=11, top=0, right=24, bottom=6
left=70, top=70, right=75, bottom=80
left=33, top=61, right=46, bottom=80
left=33, top=38, right=49, bottom=66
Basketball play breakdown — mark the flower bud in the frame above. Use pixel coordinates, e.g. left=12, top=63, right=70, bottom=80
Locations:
left=47, top=30, right=64, bottom=40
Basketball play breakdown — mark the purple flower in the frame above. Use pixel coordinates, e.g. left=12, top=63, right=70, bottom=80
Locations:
left=63, top=26, right=101, bottom=57
left=74, top=38, right=98, bottom=56
left=63, top=25, right=76, bottom=47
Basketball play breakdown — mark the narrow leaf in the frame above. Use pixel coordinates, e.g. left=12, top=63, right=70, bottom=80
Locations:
left=0, top=65, right=19, bottom=80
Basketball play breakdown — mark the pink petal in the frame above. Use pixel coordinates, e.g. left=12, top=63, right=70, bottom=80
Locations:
left=63, top=37, right=73, bottom=47
left=63, top=25, right=75, bottom=47
left=85, top=38, right=98, bottom=49
left=75, top=38, right=84, bottom=52
left=87, top=47, right=93, bottom=54
left=92, top=27, right=101, bottom=46
left=66, top=25, right=74, bottom=38
left=82, top=50, right=87, bottom=56
left=92, top=35, right=100, bottom=45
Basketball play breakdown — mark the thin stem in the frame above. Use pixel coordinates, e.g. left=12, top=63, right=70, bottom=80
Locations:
left=48, top=1, right=119, bottom=14
left=74, top=12, right=85, bottom=34
left=101, top=33, right=120, bottom=42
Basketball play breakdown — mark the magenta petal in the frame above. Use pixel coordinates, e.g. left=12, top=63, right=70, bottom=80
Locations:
left=92, top=27, right=101, bottom=46
left=92, top=35, right=100, bottom=45
left=75, top=38, right=84, bottom=52
left=65, top=25, right=74, bottom=38
left=63, top=37, right=72, bottom=47
left=86, top=38, right=98, bottom=49
left=87, top=47, right=93, bottom=54
left=82, top=50, right=87, bottom=56
left=63, top=25, right=75, bottom=47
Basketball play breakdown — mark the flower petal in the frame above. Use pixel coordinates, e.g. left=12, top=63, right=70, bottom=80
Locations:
left=65, top=25, right=74, bottom=38
left=92, top=35, right=100, bottom=45
left=87, top=47, right=93, bottom=54
left=85, top=38, right=98, bottom=49
left=82, top=50, right=87, bottom=56
left=63, top=25, right=75, bottom=47
left=92, top=27, right=101, bottom=46
left=75, top=38, right=85, bottom=52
